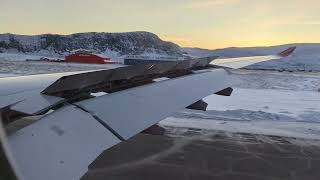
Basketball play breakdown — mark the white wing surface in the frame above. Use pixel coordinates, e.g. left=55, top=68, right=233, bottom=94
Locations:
left=211, top=47, right=296, bottom=69
left=0, top=47, right=296, bottom=180
left=7, top=69, right=230, bottom=180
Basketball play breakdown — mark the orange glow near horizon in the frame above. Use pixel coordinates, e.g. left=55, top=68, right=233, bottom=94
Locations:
left=1, top=0, right=320, bottom=49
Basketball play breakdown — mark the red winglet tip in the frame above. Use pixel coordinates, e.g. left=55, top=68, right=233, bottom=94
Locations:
left=278, top=47, right=296, bottom=57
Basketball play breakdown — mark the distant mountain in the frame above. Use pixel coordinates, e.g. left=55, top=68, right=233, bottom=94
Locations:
left=183, top=44, right=320, bottom=71
left=1, top=32, right=320, bottom=71
left=0, top=32, right=183, bottom=57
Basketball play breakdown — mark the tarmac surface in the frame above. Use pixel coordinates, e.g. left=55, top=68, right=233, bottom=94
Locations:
left=82, top=127, right=320, bottom=180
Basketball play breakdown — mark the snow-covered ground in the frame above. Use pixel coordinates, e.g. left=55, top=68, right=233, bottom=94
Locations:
left=160, top=70, right=320, bottom=140
left=0, top=60, right=123, bottom=75
left=160, top=87, right=320, bottom=139
left=0, top=53, right=58, bottom=61
left=0, top=73, right=16, bottom=78
left=230, top=70, right=320, bottom=91
left=0, top=59, right=319, bottom=139
left=161, top=116, right=320, bottom=140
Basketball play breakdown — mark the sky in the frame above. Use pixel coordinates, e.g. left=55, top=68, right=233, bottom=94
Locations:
left=1, top=0, right=320, bottom=49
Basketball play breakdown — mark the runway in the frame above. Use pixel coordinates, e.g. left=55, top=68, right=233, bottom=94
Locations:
left=82, top=128, right=320, bottom=180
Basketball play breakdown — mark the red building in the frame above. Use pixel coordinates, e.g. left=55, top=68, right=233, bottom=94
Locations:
left=65, top=53, right=112, bottom=64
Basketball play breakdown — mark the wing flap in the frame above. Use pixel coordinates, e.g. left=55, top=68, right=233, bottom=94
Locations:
left=42, top=58, right=218, bottom=96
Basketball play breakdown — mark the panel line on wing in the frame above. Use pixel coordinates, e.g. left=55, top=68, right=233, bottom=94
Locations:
left=76, top=69, right=230, bottom=140
left=72, top=104, right=125, bottom=141
left=8, top=105, right=121, bottom=180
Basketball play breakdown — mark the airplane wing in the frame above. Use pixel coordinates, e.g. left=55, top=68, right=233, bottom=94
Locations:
left=211, top=47, right=296, bottom=69
left=0, top=47, right=295, bottom=180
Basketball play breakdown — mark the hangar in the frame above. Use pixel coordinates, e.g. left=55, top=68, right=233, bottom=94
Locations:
left=65, top=53, right=112, bottom=64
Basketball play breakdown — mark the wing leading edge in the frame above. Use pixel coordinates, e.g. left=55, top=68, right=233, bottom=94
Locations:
left=211, top=47, right=296, bottom=69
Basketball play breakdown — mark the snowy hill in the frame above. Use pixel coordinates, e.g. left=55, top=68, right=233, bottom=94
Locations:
left=1, top=31, right=320, bottom=71
left=0, top=32, right=183, bottom=59
left=183, top=44, right=320, bottom=71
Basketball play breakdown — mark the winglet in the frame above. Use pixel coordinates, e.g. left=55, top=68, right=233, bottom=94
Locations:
left=277, top=47, right=296, bottom=57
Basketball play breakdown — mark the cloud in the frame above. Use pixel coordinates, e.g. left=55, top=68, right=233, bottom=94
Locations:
left=183, top=0, right=240, bottom=9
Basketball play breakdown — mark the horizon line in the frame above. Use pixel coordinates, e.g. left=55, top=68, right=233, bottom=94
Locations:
left=0, top=31, right=319, bottom=50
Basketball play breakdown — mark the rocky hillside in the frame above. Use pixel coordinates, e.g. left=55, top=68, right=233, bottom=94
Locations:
left=0, top=32, right=183, bottom=57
